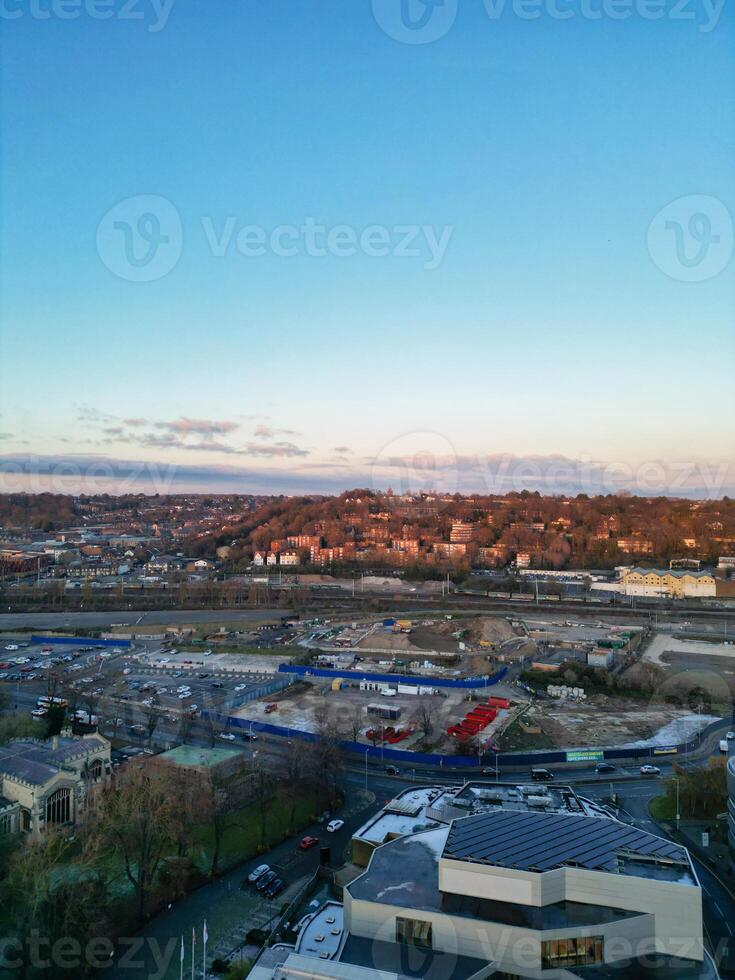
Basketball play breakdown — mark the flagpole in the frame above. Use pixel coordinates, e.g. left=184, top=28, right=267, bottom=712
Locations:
left=191, top=928, right=195, bottom=980
left=202, top=920, right=208, bottom=979
left=180, top=936, right=184, bottom=980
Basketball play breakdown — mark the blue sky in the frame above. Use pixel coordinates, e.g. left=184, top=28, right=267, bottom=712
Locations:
left=1, top=0, right=734, bottom=496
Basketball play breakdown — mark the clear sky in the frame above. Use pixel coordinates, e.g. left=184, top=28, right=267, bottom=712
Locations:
left=1, top=0, right=734, bottom=497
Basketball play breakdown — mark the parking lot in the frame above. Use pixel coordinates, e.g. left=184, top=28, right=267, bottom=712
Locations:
left=0, top=634, right=291, bottom=736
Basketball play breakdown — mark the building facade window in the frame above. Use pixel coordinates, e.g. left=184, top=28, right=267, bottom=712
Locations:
left=45, top=787, right=71, bottom=825
left=396, top=917, right=433, bottom=949
left=541, top=936, right=603, bottom=969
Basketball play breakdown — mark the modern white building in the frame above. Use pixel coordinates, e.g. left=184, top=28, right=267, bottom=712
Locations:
left=249, top=789, right=715, bottom=980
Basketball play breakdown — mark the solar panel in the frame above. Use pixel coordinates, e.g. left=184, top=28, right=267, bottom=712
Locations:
left=443, top=810, right=688, bottom=873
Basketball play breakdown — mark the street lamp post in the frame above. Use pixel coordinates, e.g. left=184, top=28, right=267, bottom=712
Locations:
left=675, top=777, right=680, bottom=830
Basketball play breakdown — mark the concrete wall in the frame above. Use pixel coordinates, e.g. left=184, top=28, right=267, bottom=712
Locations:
left=438, top=859, right=703, bottom=962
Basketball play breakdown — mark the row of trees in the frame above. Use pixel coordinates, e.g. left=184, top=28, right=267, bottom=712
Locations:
left=0, top=736, right=338, bottom=978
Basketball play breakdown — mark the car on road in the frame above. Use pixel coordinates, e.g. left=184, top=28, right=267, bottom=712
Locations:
left=384, top=765, right=400, bottom=776
left=595, top=762, right=616, bottom=774
left=211, top=681, right=224, bottom=689
left=326, top=819, right=344, bottom=833
left=481, top=766, right=500, bottom=777
left=239, top=731, right=258, bottom=742
left=640, top=765, right=661, bottom=776
left=264, top=703, right=277, bottom=714
left=5, top=644, right=18, bottom=651
left=219, top=732, right=236, bottom=741
left=298, top=836, right=319, bottom=851
left=234, top=684, right=246, bottom=692
left=256, top=870, right=277, bottom=892
left=531, top=768, right=554, bottom=781
left=726, top=731, right=735, bottom=740
left=247, top=863, right=270, bottom=884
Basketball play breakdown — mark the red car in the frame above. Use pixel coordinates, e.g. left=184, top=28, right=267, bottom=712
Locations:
left=264, top=703, right=278, bottom=714
left=298, top=836, right=319, bottom=851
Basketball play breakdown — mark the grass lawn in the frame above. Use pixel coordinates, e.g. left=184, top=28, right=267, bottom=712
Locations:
left=190, top=791, right=327, bottom=872
left=649, top=794, right=677, bottom=820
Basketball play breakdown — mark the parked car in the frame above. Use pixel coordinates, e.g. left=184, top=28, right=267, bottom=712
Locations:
left=255, top=870, right=277, bottom=892
left=247, top=864, right=270, bottom=884
left=298, top=836, right=319, bottom=851
left=326, top=819, right=344, bottom=833
left=595, top=762, right=616, bottom=774
left=264, top=703, right=278, bottom=714
left=264, top=878, right=285, bottom=899
left=640, top=765, right=661, bottom=776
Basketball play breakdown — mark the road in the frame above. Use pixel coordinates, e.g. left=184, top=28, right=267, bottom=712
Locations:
left=0, top=609, right=283, bottom=629
left=593, top=780, right=735, bottom=976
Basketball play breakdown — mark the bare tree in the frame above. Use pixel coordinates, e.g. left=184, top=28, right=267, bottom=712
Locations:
left=413, top=698, right=437, bottom=742
left=140, top=703, right=162, bottom=747
left=86, top=766, right=177, bottom=924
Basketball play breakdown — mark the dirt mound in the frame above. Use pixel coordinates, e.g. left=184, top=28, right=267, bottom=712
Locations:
left=460, top=616, right=515, bottom=645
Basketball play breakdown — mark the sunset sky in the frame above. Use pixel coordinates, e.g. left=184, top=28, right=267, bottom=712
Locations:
left=1, top=0, right=733, bottom=497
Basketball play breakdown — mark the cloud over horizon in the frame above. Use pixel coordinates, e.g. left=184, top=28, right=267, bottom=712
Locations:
left=1, top=450, right=733, bottom=500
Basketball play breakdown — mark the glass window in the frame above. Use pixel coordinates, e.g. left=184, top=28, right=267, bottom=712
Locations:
left=541, top=936, right=603, bottom=969
left=396, top=917, right=433, bottom=949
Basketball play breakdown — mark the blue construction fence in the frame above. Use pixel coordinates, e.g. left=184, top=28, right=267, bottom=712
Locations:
left=200, top=712, right=726, bottom=771
left=30, top=635, right=131, bottom=648
left=277, top=663, right=509, bottom=690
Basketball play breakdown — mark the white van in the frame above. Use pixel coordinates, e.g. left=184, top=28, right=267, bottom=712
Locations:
left=719, top=740, right=729, bottom=753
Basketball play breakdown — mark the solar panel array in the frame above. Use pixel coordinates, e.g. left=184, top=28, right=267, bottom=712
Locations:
left=443, top=810, right=688, bottom=873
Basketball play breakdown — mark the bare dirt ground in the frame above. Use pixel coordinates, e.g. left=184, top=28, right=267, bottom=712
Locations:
left=527, top=699, right=711, bottom=748
left=232, top=680, right=511, bottom=752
